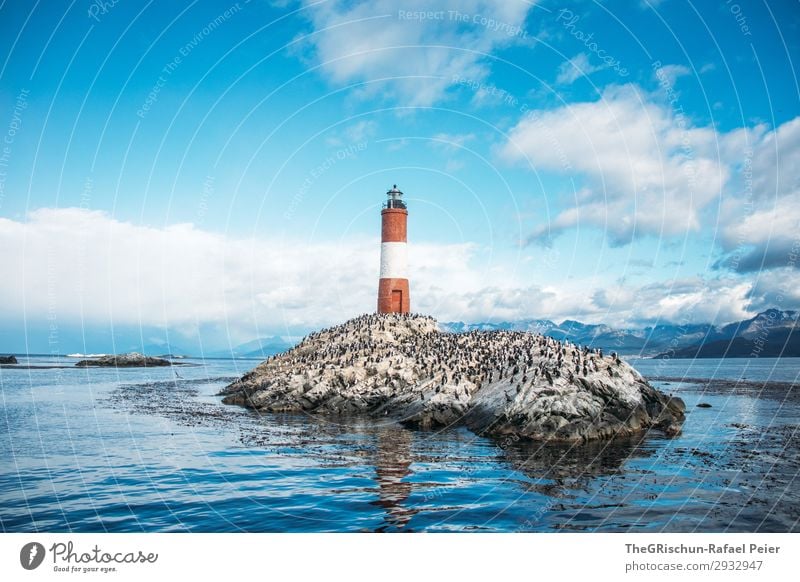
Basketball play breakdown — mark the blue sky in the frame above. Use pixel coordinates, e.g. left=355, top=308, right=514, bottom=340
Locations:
left=0, top=0, right=798, bottom=353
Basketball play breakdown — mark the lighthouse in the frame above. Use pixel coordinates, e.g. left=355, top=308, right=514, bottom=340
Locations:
left=378, top=185, right=410, bottom=314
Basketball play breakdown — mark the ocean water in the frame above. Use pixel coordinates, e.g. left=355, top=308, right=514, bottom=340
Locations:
left=1, top=355, right=798, bottom=532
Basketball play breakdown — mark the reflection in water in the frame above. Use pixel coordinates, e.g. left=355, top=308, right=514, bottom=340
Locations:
left=366, top=428, right=658, bottom=531
left=371, top=428, right=415, bottom=531
left=501, top=433, right=654, bottom=492
left=494, top=434, right=660, bottom=531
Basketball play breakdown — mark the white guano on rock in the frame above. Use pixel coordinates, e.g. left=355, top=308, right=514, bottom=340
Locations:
left=220, top=314, right=685, bottom=442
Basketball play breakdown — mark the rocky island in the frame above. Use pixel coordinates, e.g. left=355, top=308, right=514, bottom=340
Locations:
left=74, top=352, right=173, bottom=368
left=221, top=314, right=685, bottom=442
left=0, top=355, right=18, bottom=364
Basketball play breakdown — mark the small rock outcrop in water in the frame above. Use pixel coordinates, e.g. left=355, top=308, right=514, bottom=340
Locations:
left=74, top=352, right=172, bottom=368
left=220, top=314, right=685, bottom=442
left=0, top=355, right=18, bottom=364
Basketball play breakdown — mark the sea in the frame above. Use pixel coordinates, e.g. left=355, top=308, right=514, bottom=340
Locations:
left=1, top=355, right=798, bottom=532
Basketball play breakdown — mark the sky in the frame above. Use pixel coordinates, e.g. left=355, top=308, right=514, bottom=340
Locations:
left=0, top=0, right=798, bottom=353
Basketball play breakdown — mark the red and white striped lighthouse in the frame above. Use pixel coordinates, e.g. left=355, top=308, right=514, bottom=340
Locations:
left=377, top=185, right=410, bottom=314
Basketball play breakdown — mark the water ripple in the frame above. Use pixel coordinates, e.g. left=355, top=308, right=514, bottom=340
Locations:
left=1, top=356, right=798, bottom=532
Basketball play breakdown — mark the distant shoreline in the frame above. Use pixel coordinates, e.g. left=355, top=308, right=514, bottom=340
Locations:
left=0, top=354, right=263, bottom=361
left=647, top=376, right=798, bottom=403
left=0, top=363, right=201, bottom=369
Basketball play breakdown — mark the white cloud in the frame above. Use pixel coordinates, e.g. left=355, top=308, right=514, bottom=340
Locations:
left=717, top=195, right=800, bottom=272
left=747, top=267, right=800, bottom=312
left=499, top=84, right=727, bottom=245
left=427, top=132, right=476, bottom=172
left=430, top=132, right=476, bottom=149
left=298, top=0, right=534, bottom=106
left=555, top=53, right=605, bottom=85
left=654, top=63, right=690, bottom=86
left=591, top=276, right=756, bottom=326
left=445, top=159, right=465, bottom=172
left=325, top=120, right=377, bottom=146
left=748, top=115, right=800, bottom=201
left=699, top=62, right=716, bottom=74
left=344, top=119, right=376, bottom=142
left=639, top=0, right=667, bottom=9
left=715, top=117, right=800, bottom=272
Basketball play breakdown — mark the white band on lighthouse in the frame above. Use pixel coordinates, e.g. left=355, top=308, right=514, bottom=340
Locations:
left=379, top=242, right=408, bottom=279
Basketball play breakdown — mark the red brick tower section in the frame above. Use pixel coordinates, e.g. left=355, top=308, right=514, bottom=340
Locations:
left=378, top=185, right=410, bottom=314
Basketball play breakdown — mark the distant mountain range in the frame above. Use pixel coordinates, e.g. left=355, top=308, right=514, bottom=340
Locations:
left=205, top=335, right=298, bottom=359
left=651, top=309, right=800, bottom=358
left=15, top=308, right=792, bottom=360
left=154, top=308, right=800, bottom=359
left=441, top=308, right=800, bottom=358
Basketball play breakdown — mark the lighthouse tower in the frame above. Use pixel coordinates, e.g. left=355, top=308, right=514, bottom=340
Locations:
left=378, top=185, right=410, bottom=314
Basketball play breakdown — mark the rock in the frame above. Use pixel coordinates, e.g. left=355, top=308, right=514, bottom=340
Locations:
left=696, top=402, right=712, bottom=408
left=0, top=355, right=18, bottom=364
left=74, top=352, right=172, bottom=368
left=220, top=314, right=685, bottom=443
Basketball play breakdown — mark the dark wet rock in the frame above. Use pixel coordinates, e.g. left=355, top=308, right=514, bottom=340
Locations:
left=75, top=352, right=172, bottom=368
left=106, top=376, right=241, bottom=427
left=0, top=355, right=18, bottom=364
left=697, top=402, right=712, bottom=408
left=647, top=376, right=799, bottom=404
left=221, top=314, right=685, bottom=443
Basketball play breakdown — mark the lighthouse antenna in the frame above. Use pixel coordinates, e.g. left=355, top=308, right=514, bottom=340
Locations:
left=385, top=184, right=406, bottom=210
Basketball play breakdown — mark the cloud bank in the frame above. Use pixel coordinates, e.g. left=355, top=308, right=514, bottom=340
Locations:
left=1, top=208, right=796, bottom=344
left=0, top=208, right=555, bottom=334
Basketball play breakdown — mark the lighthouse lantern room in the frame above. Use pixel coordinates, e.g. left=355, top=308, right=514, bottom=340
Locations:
left=377, top=185, right=410, bottom=314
